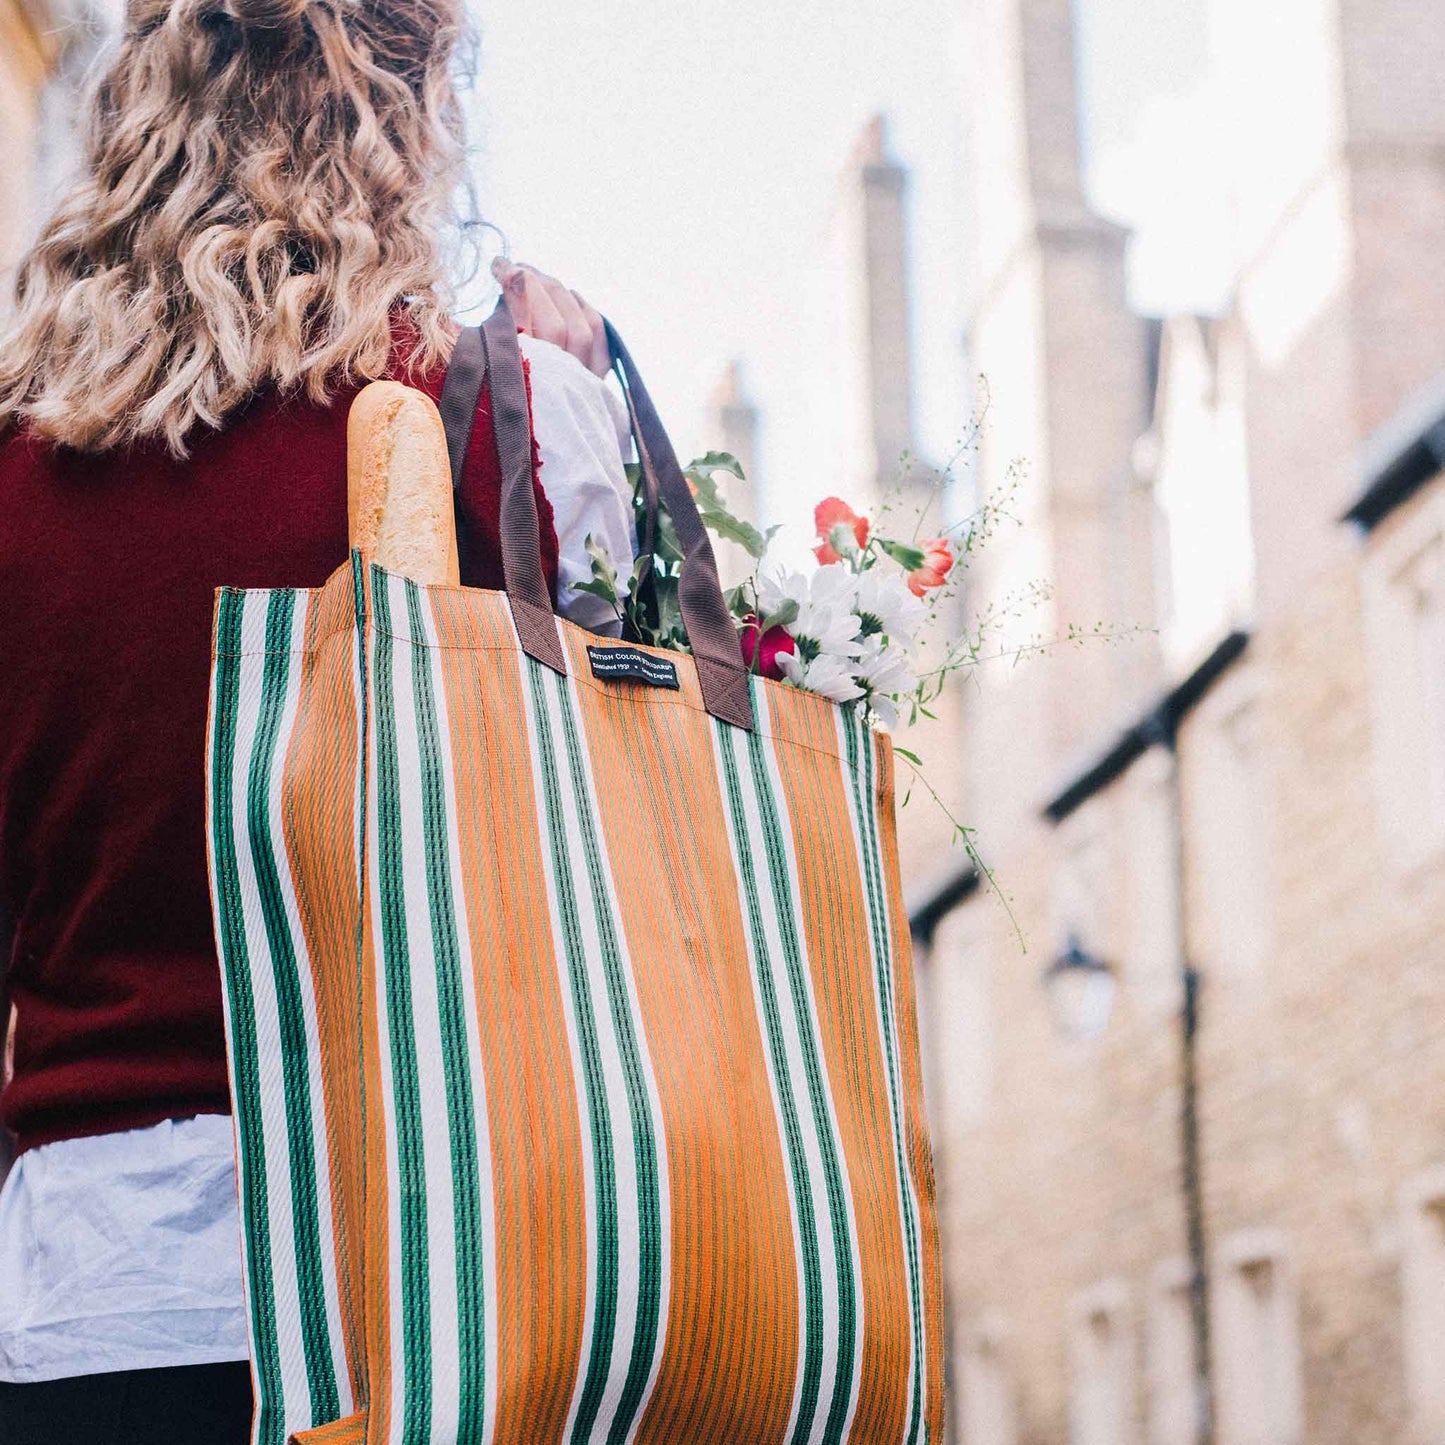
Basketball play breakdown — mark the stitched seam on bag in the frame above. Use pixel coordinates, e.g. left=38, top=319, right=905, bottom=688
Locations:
left=216, top=621, right=357, bottom=659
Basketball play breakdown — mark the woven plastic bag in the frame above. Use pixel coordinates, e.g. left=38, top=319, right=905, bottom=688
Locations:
left=205, top=299, right=944, bottom=1444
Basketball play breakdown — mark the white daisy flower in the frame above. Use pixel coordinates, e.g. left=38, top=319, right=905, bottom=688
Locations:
left=778, top=649, right=866, bottom=705
left=760, top=564, right=863, bottom=660
left=854, top=633, right=918, bottom=697
left=853, top=569, right=928, bottom=651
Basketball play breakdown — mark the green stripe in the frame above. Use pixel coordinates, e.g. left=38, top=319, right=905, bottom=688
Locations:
left=714, top=719, right=828, bottom=1443
left=370, top=572, right=433, bottom=1443
left=404, top=580, right=487, bottom=1435
left=549, top=669, right=665, bottom=1445
left=741, top=704, right=859, bottom=1444
left=245, top=589, right=341, bottom=1426
left=523, top=657, right=621, bottom=1441
left=346, top=550, right=370, bottom=1400
left=210, top=588, right=287, bottom=1445
left=843, top=712, right=927, bottom=1443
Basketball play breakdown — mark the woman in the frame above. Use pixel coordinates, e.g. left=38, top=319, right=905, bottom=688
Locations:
left=0, top=0, right=634, bottom=1436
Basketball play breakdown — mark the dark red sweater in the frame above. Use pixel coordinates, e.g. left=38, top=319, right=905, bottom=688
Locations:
left=0, top=357, right=559, bottom=1154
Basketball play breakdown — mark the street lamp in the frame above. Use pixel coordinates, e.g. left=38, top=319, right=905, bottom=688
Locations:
left=1043, top=933, right=1116, bottom=1042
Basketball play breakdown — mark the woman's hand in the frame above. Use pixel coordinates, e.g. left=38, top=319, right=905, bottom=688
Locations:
left=492, top=258, right=611, bottom=378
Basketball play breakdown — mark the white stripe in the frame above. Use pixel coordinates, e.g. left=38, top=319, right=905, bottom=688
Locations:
left=269, top=592, right=355, bottom=1418
left=537, top=665, right=643, bottom=1439
left=384, top=572, right=462, bottom=1442
left=752, top=696, right=865, bottom=1443
left=207, top=599, right=267, bottom=1445
left=547, top=665, right=672, bottom=1442
left=362, top=577, right=407, bottom=1443
left=423, top=589, right=501, bottom=1444
left=706, top=715, right=809, bottom=1444
left=346, top=566, right=369, bottom=1392
left=228, top=590, right=312, bottom=1436
left=833, top=709, right=925, bottom=1441
left=514, top=646, right=599, bottom=1444
left=717, top=692, right=862, bottom=1444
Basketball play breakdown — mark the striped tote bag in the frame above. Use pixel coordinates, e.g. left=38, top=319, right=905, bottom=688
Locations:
left=205, top=298, right=944, bottom=1445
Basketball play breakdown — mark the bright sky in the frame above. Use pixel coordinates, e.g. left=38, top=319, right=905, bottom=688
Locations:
left=464, top=0, right=1226, bottom=537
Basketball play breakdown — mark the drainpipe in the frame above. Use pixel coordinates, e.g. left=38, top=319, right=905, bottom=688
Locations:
left=1144, top=707, right=1215, bottom=1445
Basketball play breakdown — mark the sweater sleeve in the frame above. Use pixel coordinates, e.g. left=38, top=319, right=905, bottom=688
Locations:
left=518, top=334, right=635, bottom=638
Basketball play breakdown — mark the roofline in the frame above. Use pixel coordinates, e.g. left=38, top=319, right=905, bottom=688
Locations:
left=907, top=864, right=981, bottom=946
left=1343, top=372, right=1445, bottom=532
left=1042, top=630, right=1250, bottom=824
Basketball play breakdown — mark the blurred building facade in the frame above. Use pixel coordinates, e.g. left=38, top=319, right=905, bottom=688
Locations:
left=0, top=0, right=55, bottom=276
left=913, top=2, right=1445, bottom=1444
left=0, top=0, right=116, bottom=293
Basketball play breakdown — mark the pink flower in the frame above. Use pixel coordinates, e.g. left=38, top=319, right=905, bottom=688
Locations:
left=908, top=537, right=954, bottom=597
left=813, top=497, right=870, bottom=566
left=740, top=618, right=798, bottom=681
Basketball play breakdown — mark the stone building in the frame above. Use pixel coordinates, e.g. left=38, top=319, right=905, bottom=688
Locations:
left=913, top=2, right=1445, bottom=1445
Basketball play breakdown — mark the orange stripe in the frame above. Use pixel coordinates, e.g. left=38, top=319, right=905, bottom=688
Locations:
left=354, top=567, right=392, bottom=1445
left=291, top=1409, right=367, bottom=1445
left=565, top=632, right=800, bottom=1443
left=430, top=587, right=587, bottom=1444
left=873, top=733, right=946, bottom=1440
left=767, top=684, right=913, bottom=1442
left=278, top=566, right=367, bottom=1404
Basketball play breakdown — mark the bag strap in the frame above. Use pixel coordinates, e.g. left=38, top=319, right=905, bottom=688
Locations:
left=437, top=324, right=486, bottom=493
left=437, top=295, right=754, bottom=731
left=603, top=320, right=754, bottom=731
left=436, top=308, right=568, bottom=675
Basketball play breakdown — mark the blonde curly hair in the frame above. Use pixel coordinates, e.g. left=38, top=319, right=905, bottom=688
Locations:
left=0, top=0, right=472, bottom=455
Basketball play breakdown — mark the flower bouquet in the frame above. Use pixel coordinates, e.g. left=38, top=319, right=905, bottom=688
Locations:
left=580, top=452, right=969, bottom=734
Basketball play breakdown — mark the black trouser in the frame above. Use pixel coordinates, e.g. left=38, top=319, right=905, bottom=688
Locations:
left=0, top=1361, right=252, bottom=1445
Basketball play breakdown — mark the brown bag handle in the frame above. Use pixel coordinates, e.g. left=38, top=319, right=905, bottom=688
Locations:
left=439, top=295, right=754, bottom=731
left=602, top=318, right=754, bottom=730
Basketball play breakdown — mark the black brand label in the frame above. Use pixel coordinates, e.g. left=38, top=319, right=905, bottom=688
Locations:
left=587, top=645, right=681, bottom=690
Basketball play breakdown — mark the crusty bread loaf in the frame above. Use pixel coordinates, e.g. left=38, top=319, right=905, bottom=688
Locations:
left=347, top=380, right=459, bottom=586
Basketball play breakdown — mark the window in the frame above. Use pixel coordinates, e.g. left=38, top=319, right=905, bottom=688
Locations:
left=1146, top=1260, right=1196, bottom=1445
left=959, top=1318, right=1018, bottom=1445
left=1401, top=1166, right=1445, bottom=1437
left=1362, top=494, right=1445, bottom=868
left=1213, top=1231, right=1303, bottom=1445
left=1186, top=669, right=1274, bottom=979
left=1070, top=1281, right=1136, bottom=1445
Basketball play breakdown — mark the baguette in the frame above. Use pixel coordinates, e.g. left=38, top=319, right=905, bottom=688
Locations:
left=347, top=380, right=459, bottom=585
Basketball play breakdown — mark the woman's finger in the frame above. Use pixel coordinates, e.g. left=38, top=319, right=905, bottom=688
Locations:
left=491, top=257, right=533, bottom=332
left=493, top=258, right=611, bottom=377
left=540, top=279, right=598, bottom=373
left=517, top=271, right=570, bottom=352
left=572, top=290, right=612, bottom=377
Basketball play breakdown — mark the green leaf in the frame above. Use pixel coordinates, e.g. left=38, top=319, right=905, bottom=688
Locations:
left=705, top=511, right=773, bottom=560
left=687, top=451, right=746, bottom=482
left=574, top=579, right=622, bottom=606
left=724, top=581, right=757, bottom=621
left=876, top=536, right=928, bottom=572
left=686, top=455, right=772, bottom=560
left=654, top=506, right=685, bottom=570
left=580, top=534, right=622, bottom=614
left=757, top=598, right=799, bottom=635
left=895, top=746, right=923, bottom=767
